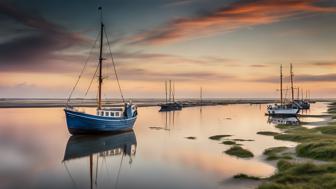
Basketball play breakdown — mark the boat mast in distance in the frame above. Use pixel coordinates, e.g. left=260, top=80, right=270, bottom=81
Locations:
left=280, top=64, right=283, bottom=105
left=172, top=81, right=175, bottom=102
left=169, top=80, right=172, bottom=102
left=290, top=63, right=294, bottom=102
left=200, top=87, right=203, bottom=106
left=165, top=80, right=168, bottom=104
left=159, top=80, right=182, bottom=112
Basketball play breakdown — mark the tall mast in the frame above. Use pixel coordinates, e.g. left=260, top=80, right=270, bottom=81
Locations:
left=172, top=81, right=175, bottom=102
left=290, top=63, right=294, bottom=101
left=169, top=80, right=172, bottom=102
left=305, top=90, right=307, bottom=100
left=297, top=87, right=300, bottom=100
left=280, top=65, right=283, bottom=105
left=98, top=7, right=104, bottom=110
left=308, top=90, right=311, bottom=101
left=165, top=80, right=167, bottom=104
left=200, top=87, right=203, bottom=106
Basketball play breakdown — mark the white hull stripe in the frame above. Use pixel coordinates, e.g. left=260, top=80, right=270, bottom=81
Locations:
left=66, top=111, right=136, bottom=122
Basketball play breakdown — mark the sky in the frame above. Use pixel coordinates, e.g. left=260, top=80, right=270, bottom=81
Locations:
left=0, top=0, right=336, bottom=99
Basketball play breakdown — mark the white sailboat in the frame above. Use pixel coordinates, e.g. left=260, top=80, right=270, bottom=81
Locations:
left=267, top=65, right=299, bottom=116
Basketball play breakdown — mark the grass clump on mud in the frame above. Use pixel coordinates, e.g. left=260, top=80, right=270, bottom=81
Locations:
left=258, top=160, right=336, bottom=189
left=209, top=134, right=232, bottom=140
left=185, top=136, right=196, bottom=140
left=296, top=142, right=336, bottom=161
left=224, top=146, right=254, bottom=158
left=264, top=147, right=288, bottom=155
left=233, top=173, right=262, bottom=180
left=233, top=139, right=254, bottom=142
left=257, top=131, right=280, bottom=136
left=263, top=146, right=292, bottom=161
left=221, top=140, right=236, bottom=145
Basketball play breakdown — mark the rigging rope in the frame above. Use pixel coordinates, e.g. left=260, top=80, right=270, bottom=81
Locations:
left=85, top=63, right=100, bottom=96
left=66, top=32, right=100, bottom=107
left=103, top=28, right=125, bottom=103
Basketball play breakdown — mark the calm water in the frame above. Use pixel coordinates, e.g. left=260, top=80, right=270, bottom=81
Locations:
left=0, top=102, right=328, bottom=189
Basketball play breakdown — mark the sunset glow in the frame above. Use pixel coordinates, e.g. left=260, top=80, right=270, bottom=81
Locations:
left=1, top=0, right=336, bottom=98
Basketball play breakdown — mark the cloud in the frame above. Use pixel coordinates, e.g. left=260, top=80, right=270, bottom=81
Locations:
left=163, top=0, right=195, bottom=7
left=250, top=64, right=268, bottom=68
left=129, top=0, right=336, bottom=45
left=311, top=61, right=336, bottom=67
left=255, top=73, right=336, bottom=83
left=115, top=67, right=235, bottom=81
left=113, top=50, right=234, bottom=65
left=0, top=1, right=88, bottom=71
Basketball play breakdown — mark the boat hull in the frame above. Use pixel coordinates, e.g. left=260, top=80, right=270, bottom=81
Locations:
left=159, top=103, right=183, bottom=112
left=64, top=109, right=136, bottom=135
left=293, top=100, right=310, bottom=110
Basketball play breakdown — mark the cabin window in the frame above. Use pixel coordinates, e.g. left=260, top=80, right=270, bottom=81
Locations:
left=116, top=112, right=119, bottom=116
left=100, top=112, right=104, bottom=116
left=105, top=112, right=109, bottom=116
left=111, top=112, right=115, bottom=116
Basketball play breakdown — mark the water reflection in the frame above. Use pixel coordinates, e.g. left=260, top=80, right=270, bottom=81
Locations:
left=63, top=131, right=137, bottom=189
left=1, top=103, right=329, bottom=189
left=268, top=116, right=300, bottom=126
left=163, top=111, right=176, bottom=130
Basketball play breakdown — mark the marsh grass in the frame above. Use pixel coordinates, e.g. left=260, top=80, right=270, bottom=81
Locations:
left=264, top=147, right=288, bottom=155
left=209, top=135, right=232, bottom=140
left=258, top=160, right=336, bottom=189
left=259, top=103, right=336, bottom=188
left=263, top=146, right=292, bottom=161
left=296, top=142, right=336, bottom=161
left=222, top=140, right=236, bottom=145
left=185, top=136, right=196, bottom=140
left=273, top=123, right=336, bottom=161
left=233, top=173, right=262, bottom=180
left=233, top=139, right=254, bottom=141
left=224, top=146, right=254, bottom=158
left=257, top=131, right=280, bottom=136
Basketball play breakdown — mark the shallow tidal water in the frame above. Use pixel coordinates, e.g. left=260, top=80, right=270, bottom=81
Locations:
left=0, top=102, right=328, bottom=189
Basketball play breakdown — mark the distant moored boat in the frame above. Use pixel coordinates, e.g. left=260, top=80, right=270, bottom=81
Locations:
left=159, top=80, right=182, bottom=112
left=267, top=64, right=299, bottom=116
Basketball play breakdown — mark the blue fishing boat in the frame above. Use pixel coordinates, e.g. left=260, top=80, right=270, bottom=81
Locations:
left=64, top=7, right=137, bottom=135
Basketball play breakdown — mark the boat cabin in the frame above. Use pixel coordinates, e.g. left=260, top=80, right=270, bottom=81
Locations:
left=97, top=108, right=124, bottom=118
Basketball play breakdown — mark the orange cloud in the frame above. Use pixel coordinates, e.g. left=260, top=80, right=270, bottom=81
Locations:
left=130, top=0, right=336, bottom=45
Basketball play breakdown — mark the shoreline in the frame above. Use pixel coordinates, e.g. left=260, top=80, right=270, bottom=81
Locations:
left=0, top=98, right=328, bottom=108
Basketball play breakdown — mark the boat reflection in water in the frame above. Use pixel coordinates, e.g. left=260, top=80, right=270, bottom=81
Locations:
left=268, top=116, right=300, bottom=126
left=62, top=131, right=137, bottom=189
